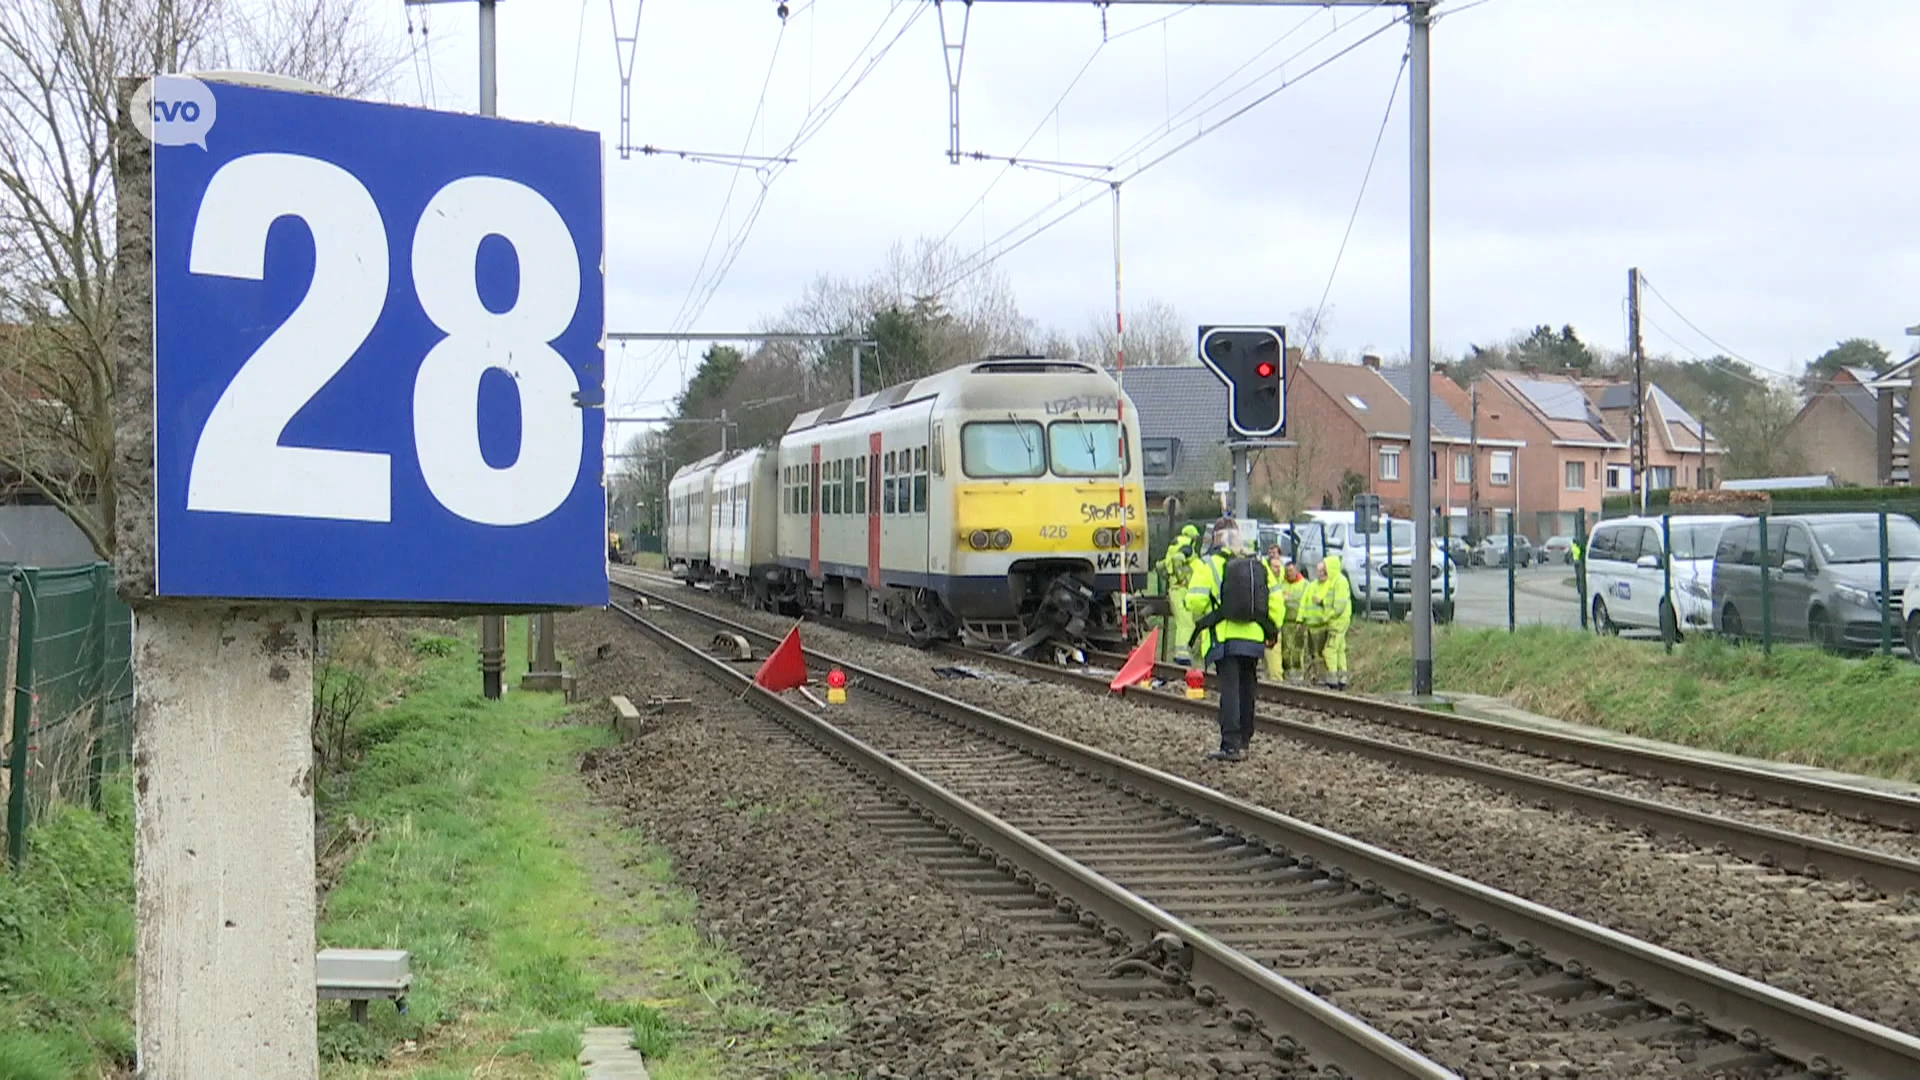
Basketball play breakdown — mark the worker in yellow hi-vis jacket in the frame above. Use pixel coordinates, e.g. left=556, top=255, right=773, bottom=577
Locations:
left=1319, top=554, right=1354, bottom=689
left=1162, top=533, right=1197, bottom=664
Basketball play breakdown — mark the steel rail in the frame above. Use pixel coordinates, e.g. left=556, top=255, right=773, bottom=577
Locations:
left=611, top=573, right=1920, bottom=896
left=610, top=598, right=1459, bottom=1080
left=1093, top=649, right=1920, bottom=833
left=614, top=581, right=1920, bottom=1079
left=997, top=648, right=1920, bottom=897
left=619, top=566, right=1920, bottom=834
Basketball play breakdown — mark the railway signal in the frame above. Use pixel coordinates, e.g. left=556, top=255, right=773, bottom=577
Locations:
left=1197, top=326, right=1287, bottom=439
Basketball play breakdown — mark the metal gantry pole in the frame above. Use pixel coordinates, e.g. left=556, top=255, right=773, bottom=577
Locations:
left=478, top=0, right=508, bottom=698
left=1407, top=1, right=1433, bottom=695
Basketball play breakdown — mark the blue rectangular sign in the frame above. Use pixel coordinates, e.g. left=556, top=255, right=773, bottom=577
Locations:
left=150, top=77, right=607, bottom=607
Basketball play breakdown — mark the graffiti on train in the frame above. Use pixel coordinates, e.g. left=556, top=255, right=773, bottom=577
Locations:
left=1043, top=395, right=1119, bottom=417
left=1079, top=501, right=1137, bottom=523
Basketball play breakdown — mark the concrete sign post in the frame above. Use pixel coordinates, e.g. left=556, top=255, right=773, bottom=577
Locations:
left=114, top=72, right=605, bottom=1078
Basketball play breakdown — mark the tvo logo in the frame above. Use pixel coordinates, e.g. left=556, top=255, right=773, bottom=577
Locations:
left=131, top=76, right=217, bottom=149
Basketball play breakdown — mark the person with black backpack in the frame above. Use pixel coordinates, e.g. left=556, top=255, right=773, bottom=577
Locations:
left=1183, top=525, right=1286, bottom=762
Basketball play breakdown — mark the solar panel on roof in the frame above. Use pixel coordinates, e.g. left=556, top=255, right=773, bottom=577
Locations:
left=1511, top=378, right=1593, bottom=422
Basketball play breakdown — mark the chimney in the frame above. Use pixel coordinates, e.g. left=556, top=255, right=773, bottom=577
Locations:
left=1433, top=360, right=1450, bottom=376
left=1362, top=354, right=1382, bottom=370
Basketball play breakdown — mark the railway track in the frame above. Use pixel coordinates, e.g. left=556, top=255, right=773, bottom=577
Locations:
left=612, top=567, right=1920, bottom=896
left=612, top=579, right=1920, bottom=1079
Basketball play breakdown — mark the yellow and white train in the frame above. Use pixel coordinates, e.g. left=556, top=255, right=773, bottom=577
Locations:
left=665, top=357, right=1149, bottom=652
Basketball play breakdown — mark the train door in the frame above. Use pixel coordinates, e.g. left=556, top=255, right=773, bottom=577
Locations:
left=867, top=433, right=882, bottom=588
left=808, top=445, right=822, bottom=579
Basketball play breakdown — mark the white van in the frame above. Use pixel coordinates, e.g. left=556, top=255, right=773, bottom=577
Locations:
left=1584, top=514, right=1742, bottom=637
left=1286, top=510, right=1455, bottom=623
left=1901, top=564, right=1919, bottom=660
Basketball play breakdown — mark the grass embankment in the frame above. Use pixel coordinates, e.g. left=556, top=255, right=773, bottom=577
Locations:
left=1345, top=621, right=1920, bottom=782
left=0, top=618, right=815, bottom=1080
left=319, top=621, right=815, bottom=1078
left=0, top=783, right=135, bottom=1080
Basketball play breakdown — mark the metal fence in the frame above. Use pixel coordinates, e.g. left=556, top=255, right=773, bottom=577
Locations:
left=3, top=564, right=133, bottom=868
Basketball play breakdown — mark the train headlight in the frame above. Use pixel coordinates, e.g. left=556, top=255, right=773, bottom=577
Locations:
left=1093, top=528, right=1115, bottom=549
left=968, top=529, right=991, bottom=551
left=1113, top=527, right=1132, bottom=548
left=990, top=529, right=1012, bottom=550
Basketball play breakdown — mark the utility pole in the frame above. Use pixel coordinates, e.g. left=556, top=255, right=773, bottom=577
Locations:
left=1628, top=267, right=1647, bottom=515
left=477, top=0, right=507, bottom=700
left=852, top=342, right=863, bottom=398
left=1407, top=0, right=1433, bottom=697
left=1468, top=381, right=1480, bottom=537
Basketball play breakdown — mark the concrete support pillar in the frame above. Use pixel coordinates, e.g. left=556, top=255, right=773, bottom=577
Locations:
left=134, top=606, right=316, bottom=1079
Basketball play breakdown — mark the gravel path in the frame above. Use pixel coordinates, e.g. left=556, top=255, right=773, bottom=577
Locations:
left=561, top=609, right=1311, bottom=1080
left=614, top=582, right=1920, bottom=1037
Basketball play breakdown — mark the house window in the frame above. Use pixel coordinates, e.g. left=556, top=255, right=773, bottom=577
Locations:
left=1648, top=465, right=1676, bottom=491
left=1606, top=464, right=1629, bottom=491
left=1431, top=451, right=1440, bottom=481
left=1490, top=451, right=1513, bottom=486
left=1345, top=394, right=1369, bottom=411
left=1141, top=438, right=1176, bottom=478
left=1564, top=461, right=1585, bottom=491
left=1378, top=446, right=1401, bottom=482
left=1454, top=454, right=1471, bottom=484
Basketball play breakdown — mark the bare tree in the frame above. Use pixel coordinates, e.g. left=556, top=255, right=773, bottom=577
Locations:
left=1289, top=305, right=1330, bottom=362
left=1076, top=300, right=1191, bottom=368
left=0, top=0, right=401, bottom=557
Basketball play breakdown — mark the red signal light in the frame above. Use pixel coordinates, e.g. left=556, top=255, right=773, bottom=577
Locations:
left=1256, top=361, right=1275, bottom=378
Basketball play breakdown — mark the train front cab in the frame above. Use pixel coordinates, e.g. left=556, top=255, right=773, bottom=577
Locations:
left=939, top=388, right=1148, bottom=652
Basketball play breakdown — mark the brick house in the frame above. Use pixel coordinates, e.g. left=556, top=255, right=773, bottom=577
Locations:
left=1584, top=380, right=1723, bottom=493
left=1254, top=357, right=1521, bottom=533
left=1472, top=370, right=1630, bottom=541
left=1787, top=364, right=1912, bottom=486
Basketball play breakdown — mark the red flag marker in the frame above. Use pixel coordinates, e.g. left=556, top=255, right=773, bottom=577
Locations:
left=753, top=626, right=808, bottom=692
left=1108, top=627, right=1160, bottom=692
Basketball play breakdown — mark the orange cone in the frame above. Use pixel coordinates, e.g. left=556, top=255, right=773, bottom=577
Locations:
left=1108, top=628, right=1160, bottom=692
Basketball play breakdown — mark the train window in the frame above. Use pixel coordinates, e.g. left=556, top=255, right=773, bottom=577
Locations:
left=960, top=421, right=1044, bottom=478
left=913, top=470, right=928, bottom=514
left=913, top=446, right=926, bottom=473
left=883, top=476, right=896, bottom=515
left=1048, top=421, right=1129, bottom=477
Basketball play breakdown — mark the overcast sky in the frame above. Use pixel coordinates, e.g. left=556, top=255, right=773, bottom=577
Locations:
left=369, top=0, right=1920, bottom=414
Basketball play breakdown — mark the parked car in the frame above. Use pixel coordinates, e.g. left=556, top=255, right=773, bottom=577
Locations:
left=1712, top=512, right=1920, bottom=650
left=1540, top=534, right=1576, bottom=564
left=1286, top=510, right=1455, bottom=621
left=1445, top=537, right=1474, bottom=568
left=1473, top=533, right=1533, bottom=568
left=1585, top=515, right=1742, bottom=638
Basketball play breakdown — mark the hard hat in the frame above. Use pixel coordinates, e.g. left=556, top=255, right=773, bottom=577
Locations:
left=1180, top=523, right=1199, bottom=538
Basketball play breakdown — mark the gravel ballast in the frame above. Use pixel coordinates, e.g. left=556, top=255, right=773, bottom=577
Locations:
left=614, top=579, right=1920, bottom=1038
left=560, top=609, right=1310, bottom=1079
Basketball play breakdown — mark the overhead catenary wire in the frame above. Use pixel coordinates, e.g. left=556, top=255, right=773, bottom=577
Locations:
left=934, top=8, right=1405, bottom=295
left=624, top=3, right=923, bottom=409
left=940, top=3, right=1329, bottom=250
left=1305, top=43, right=1408, bottom=352
left=935, top=8, right=1395, bottom=292
left=568, top=0, right=590, bottom=123
left=1637, top=274, right=1798, bottom=380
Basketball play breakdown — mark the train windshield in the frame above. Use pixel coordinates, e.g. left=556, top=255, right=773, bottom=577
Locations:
left=1048, top=421, right=1129, bottom=477
left=960, top=421, right=1046, bottom=478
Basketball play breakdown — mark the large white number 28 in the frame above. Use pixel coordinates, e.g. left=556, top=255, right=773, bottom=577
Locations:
left=185, top=152, right=584, bottom=527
